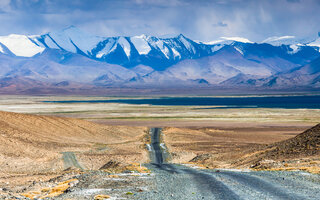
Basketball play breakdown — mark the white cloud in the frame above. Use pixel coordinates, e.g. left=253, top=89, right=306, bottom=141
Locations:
left=0, top=0, right=320, bottom=42
left=0, top=0, right=11, bottom=10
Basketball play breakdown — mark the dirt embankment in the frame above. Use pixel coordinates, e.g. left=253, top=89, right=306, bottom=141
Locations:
left=236, top=123, right=320, bottom=172
left=265, top=123, right=320, bottom=158
left=0, top=111, right=148, bottom=186
left=163, top=124, right=320, bottom=172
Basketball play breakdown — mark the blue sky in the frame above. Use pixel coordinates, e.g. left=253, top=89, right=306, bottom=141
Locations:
left=0, top=0, right=319, bottom=42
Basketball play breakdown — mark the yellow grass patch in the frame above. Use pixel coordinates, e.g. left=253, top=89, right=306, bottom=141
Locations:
left=108, top=175, right=119, bottom=178
left=40, top=187, right=51, bottom=193
left=123, top=163, right=150, bottom=173
left=58, top=178, right=78, bottom=185
left=94, top=194, right=111, bottom=199
left=20, top=179, right=78, bottom=199
left=21, top=191, right=41, bottom=199
left=40, top=179, right=78, bottom=199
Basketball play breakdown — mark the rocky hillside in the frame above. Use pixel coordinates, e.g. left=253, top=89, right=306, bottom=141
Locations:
left=262, top=123, right=320, bottom=159
left=231, top=123, right=320, bottom=170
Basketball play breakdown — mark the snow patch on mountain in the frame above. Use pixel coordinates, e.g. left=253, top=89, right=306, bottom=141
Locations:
left=130, top=35, right=151, bottom=55
left=307, top=38, right=320, bottom=49
left=154, top=39, right=170, bottom=58
left=203, top=37, right=253, bottom=54
left=46, top=30, right=77, bottom=52
left=0, top=44, right=4, bottom=54
left=43, top=36, right=60, bottom=49
left=261, top=36, right=308, bottom=54
left=220, top=37, right=253, bottom=43
left=32, top=26, right=104, bottom=55
left=96, top=38, right=116, bottom=58
left=0, top=34, right=44, bottom=57
left=211, top=44, right=224, bottom=52
left=178, top=35, right=196, bottom=54
left=262, top=36, right=297, bottom=46
left=171, top=48, right=181, bottom=58
left=234, top=46, right=244, bottom=55
left=60, top=26, right=103, bottom=54
left=203, top=39, right=226, bottom=45
left=288, top=44, right=300, bottom=54
left=117, top=37, right=131, bottom=58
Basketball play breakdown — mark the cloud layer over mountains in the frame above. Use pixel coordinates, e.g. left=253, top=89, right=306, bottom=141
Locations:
left=1, top=0, right=320, bottom=43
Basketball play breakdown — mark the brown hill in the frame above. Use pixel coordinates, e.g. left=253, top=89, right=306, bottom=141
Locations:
left=0, top=111, right=148, bottom=174
left=265, top=123, right=320, bottom=159
left=233, top=123, right=320, bottom=169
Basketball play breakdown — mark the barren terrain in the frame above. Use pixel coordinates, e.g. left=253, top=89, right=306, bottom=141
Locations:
left=0, top=96, right=319, bottom=199
left=163, top=124, right=320, bottom=173
left=0, top=96, right=319, bottom=126
left=0, top=111, right=148, bottom=197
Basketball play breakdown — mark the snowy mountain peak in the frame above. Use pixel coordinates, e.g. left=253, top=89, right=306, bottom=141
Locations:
left=0, top=34, right=44, bottom=57
left=305, top=33, right=320, bottom=49
left=131, top=35, right=151, bottom=55
left=134, top=34, right=148, bottom=39
left=220, top=37, right=253, bottom=44
left=117, top=36, right=131, bottom=57
left=1, top=27, right=320, bottom=74
left=1, top=28, right=320, bottom=91
left=262, top=36, right=298, bottom=46
left=32, top=26, right=104, bottom=55
left=177, top=33, right=187, bottom=39
left=204, top=37, right=253, bottom=45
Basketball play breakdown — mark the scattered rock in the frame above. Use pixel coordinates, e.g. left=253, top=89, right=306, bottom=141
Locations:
left=190, top=154, right=212, bottom=162
left=126, top=192, right=134, bottom=195
left=265, top=124, right=320, bottom=159
left=250, top=160, right=282, bottom=169
left=99, top=160, right=121, bottom=170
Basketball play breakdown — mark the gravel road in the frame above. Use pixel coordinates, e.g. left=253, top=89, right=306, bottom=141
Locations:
left=133, top=128, right=320, bottom=200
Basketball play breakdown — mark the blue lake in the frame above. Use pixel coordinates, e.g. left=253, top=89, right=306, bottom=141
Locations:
left=44, top=95, right=320, bottom=109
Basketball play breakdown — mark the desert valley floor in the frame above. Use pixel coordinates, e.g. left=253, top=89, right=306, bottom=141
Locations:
left=0, top=95, right=319, bottom=199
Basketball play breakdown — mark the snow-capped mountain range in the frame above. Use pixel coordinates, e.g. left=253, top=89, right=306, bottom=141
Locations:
left=0, top=26, right=320, bottom=93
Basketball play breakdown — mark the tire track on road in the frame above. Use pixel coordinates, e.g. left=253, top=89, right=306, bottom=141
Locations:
left=147, top=127, right=240, bottom=200
left=142, top=127, right=316, bottom=200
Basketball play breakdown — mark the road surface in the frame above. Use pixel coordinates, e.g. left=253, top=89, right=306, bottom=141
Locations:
left=134, top=128, right=320, bottom=200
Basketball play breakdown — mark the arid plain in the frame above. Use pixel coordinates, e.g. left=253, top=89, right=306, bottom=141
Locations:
left=0, top=95, right=319, bottom=199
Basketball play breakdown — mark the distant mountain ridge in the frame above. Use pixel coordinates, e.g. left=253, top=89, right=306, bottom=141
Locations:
left=29, top=27, right=218, bottom=70
left=0, top=26, right=320, bottom=93
left=1, top=26, right=319, bottom=68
